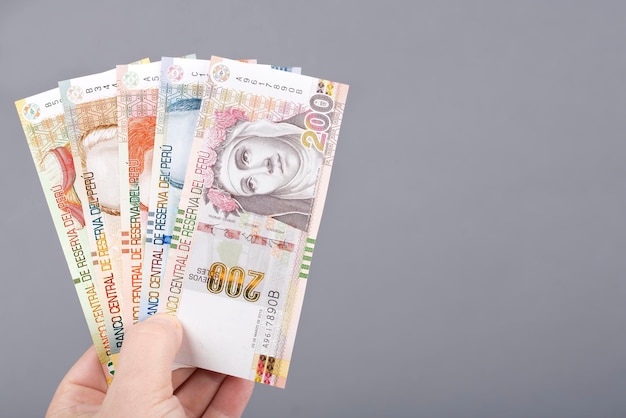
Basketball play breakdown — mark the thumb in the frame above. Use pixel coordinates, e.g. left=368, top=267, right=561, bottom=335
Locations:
left=108, top=314, right=182, bottom=397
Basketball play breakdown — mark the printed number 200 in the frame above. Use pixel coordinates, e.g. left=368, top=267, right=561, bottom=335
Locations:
left=301, top=93, right=335, bottom=152
left=206, top=262, right=264, bottom=302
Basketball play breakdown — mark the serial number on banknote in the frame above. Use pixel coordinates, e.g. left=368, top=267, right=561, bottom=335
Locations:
left=262, top=290, right=280, bottom=349
left=234, top=77, right=303, bottom=95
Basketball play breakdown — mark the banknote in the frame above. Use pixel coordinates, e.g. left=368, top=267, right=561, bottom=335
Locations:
left=59, top=64, right=142, bottom=356
left=139, top=56, right=214, bottom=320
left=159, top=57, right=349, bottom=387
left=117, top=61, right=161, bottom=325
left=139, top=58, right=292, bottom=320
left=15, top=88, right=115, bottom=381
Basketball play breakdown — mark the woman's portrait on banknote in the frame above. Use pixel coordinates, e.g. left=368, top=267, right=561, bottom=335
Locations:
left=127, top=115, right=156, bottom=212
left=78, top=124, right=121, bottom=216
left=165, top=98, right=202, bottom=189
left=206, top=112, right=322, bottom=232
left=78, top=118, right=155, bottom=216
left=166, top=99, right=323, bottom=232
left=42, top=144, right=85, bottom=227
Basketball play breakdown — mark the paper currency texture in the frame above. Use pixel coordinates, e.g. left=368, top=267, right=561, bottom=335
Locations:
left=16, top=88, right=115, bottom=381
left=117, top=61, right=161, bottom=325
left=159, top=57, right=349, bottom=387
left=59, top=67, right=130, bottom=356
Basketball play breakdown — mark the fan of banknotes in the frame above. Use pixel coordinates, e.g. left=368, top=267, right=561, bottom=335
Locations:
left=15, top=55, right=349, bottom=388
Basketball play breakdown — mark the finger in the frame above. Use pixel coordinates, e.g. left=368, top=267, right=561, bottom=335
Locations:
left=174, top=369, right=226, bottom=416
left=109, top=314, right=182, bottom=397
left=46, top=346, right=108, bottom=417
left=172, top=367, right=197, bottom=390
left=60, top=345, right=109, bottom=393
left=202, top=376, right=254, bottom=418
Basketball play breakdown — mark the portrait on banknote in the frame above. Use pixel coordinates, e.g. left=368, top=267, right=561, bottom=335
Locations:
left=77, top=124, right=122, bottom=216
left=206, top=113, right=321, bottom=232
left=40, top=144, right=86, bottom=227
left=165, top=99, right=321, bottom=231
left=76, top=117, right=153, bottom=218
left=127, top=115, right=156, bottom=213
left=163, top=98, right=202, bottom=189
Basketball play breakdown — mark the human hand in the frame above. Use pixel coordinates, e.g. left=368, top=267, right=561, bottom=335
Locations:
left=46, top=314, right=254, bottom=417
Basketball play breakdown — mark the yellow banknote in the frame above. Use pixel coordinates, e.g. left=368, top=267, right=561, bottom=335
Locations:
left=16, top=87, right=115, bottom=381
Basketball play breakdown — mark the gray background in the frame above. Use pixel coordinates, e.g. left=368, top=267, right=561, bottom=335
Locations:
left=1, top=1, right=625, bottom=417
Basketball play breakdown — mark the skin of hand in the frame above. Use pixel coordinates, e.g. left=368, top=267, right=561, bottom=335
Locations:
left=46, top=314, right=254, bottom=418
